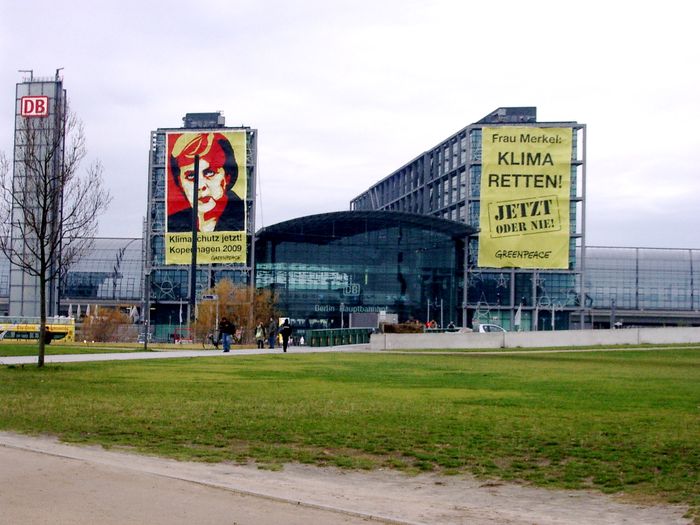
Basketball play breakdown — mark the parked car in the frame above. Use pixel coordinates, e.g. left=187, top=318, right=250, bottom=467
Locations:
left=476, top=323, right=506, bottom=333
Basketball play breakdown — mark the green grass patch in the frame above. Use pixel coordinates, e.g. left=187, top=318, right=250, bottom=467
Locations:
left=1, top=349, right=698, bottom=516
left=0, top=341, right=251, bottom=357
left=0, top=342, right=148, bottom=357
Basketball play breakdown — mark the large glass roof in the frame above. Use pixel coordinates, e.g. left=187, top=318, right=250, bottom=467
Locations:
left=256, top=211, right=474, bottom=245
left=0, top=237, right=143, bottom=301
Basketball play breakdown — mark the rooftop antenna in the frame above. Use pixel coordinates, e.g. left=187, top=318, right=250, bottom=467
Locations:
left=18, top=69, right=33, bottom=81
left=55, top=67, right=64, bottom=80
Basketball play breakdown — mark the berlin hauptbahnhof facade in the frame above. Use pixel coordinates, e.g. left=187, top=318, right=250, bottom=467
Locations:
left=4, top=91, right=699, bottom=335
left=255, top=211, right=472, bottom=330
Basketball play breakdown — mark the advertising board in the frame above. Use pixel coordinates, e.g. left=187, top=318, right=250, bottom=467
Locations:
left=478, top=126, right=572, bottom=269
left=165, top=130, right=247, bottom=264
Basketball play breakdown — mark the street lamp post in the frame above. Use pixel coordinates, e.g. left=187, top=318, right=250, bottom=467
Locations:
left=189, top=155, right=200, bottom=324
left=143, top=269, right=151, bottom=351
left=610, top=297, right=616, bottom=329
left=202, top=294, right=219, bottom=341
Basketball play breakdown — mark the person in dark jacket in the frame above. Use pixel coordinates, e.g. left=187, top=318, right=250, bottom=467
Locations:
left=267, top=317, right=277, bottom=349
left=279, top=319, right=292, bottom=353
left=218, top=316, right=235, bottom=352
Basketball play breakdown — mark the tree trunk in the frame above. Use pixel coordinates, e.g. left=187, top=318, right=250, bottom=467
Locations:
left=38, top=270, right=47, bottom=368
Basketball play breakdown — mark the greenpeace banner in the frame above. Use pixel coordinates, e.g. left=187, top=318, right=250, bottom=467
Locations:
left=478, top=127, right=572, bottom=269
left=165, top=130, right=247, bottom=264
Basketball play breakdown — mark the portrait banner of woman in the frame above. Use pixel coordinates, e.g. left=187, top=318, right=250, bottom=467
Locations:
left=165, top=131, right=247, bottom=264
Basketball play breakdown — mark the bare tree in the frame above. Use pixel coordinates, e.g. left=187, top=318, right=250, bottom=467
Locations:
left=194, top=279, right=278, bottom=345
left=0, top=104, right=111, bottom=366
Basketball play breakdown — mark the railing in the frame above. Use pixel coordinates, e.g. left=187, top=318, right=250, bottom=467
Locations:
left=2, top=316, right=75, bottom=326
left=305, top=328, right=374, bottom=347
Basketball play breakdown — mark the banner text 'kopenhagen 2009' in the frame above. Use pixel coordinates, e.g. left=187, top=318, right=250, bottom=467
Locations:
left=166, top=232, right=246, bottom=264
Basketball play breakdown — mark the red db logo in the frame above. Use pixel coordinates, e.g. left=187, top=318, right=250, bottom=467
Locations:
left=20, top=96, right=49, bottom=117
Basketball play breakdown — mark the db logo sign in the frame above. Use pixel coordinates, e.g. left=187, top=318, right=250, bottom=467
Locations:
left=343, top=284, right=361, bottom=296
left=20, top=96, right=49, bottom=117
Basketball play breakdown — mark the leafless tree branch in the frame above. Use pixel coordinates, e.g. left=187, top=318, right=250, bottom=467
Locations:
left=0, top=102, right=112, bottom=366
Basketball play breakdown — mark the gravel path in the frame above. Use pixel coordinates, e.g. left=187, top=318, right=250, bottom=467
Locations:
left=0, top=432, right=690, bottom=525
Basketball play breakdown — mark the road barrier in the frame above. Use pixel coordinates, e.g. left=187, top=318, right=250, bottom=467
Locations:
left=371, top=326, right=700, bottom=351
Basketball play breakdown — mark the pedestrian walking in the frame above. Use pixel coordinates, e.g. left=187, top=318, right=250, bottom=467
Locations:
left=255, top=321, right=266, bottom=349
left=267, top=317, right=277, bottom=349
left=279, top=319, right=293, bottom=353
left=218, top=316, right=235, bottom=353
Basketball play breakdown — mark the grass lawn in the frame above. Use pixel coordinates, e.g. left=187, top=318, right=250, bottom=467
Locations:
left=0, top=342, right=143, bottom=357
left=0, top=341, right=237, bottom=357
left=1, top=348, right=698, bottom=517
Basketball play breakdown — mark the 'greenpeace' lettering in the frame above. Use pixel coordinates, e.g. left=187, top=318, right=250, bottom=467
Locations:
left=494, top=250, right=552, bottom=260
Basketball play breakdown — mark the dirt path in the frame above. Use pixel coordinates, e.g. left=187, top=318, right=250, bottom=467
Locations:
left=0, top=432, right=690, bottom=524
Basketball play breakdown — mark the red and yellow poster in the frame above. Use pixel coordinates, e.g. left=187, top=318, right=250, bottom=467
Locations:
left=478, top=127, right=572, bottom=269
left=165, top=130, right=247, bottom=264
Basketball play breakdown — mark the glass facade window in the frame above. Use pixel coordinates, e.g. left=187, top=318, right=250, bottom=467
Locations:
left=62, top=238, right=143, bottom=302
left=151, top=235, right=164, bottom=264
left=470, top=129, right=482, bottom=162
left=468, top=166, right=480, bottom=198
left=638, top=250, right=692, bottom=310
left=151, top=168, right=165, bottom=199
left=0, top=271, right=8, bottom=298
left=150, top=202, right=165, bottom=233
left=0, top=241, right=697, bottom=327
left=450, top=174, right=458, bottom=205
left=151, top=268, right=188, bottom=301
left=255, top=211, right=471, bottom=328
left=0, top=235, right=140, bottom=316
left=583, top=247, right=699, bottom=314
left=468, top=202, right=480, bottom=228
left=154, top=135, right=166, bottom=164
left=514, top=273, right=533, bottom=305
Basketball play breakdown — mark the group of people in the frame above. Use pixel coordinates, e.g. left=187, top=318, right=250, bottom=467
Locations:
left=256, top=317, right=293, bottom=352
left=215, top=316, right=293, bottom=353
left=424, top=320, right=455, bottom=329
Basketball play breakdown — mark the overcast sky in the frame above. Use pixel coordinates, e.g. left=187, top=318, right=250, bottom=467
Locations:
left=1, top=0, right=698, bottom=249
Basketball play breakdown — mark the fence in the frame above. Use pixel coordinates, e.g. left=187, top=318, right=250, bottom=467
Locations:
left=305, top=328, right=374, bottom=347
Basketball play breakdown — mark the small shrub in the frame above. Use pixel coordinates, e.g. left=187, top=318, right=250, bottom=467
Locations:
left=382, top=322, right=424, bottom=334
left=80, top=308, right=133, bottom=342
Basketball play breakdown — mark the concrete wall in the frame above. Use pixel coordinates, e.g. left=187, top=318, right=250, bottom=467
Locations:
left=370, top=327, right=700, bottom=351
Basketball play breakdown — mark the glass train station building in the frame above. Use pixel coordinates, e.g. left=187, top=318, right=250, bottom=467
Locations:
left=255, top=211, right=472, bottom=329
left=351, top=107, right=586, bottom=330
left=3, top=97, right=699, bottom=336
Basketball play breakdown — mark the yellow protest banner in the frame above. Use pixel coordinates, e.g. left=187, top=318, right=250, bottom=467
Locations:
left=478, top=127, right=572, bottom=269
left=166, top=231, right=246, bottom=265
left=165, top=130, right=247, bottom=264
